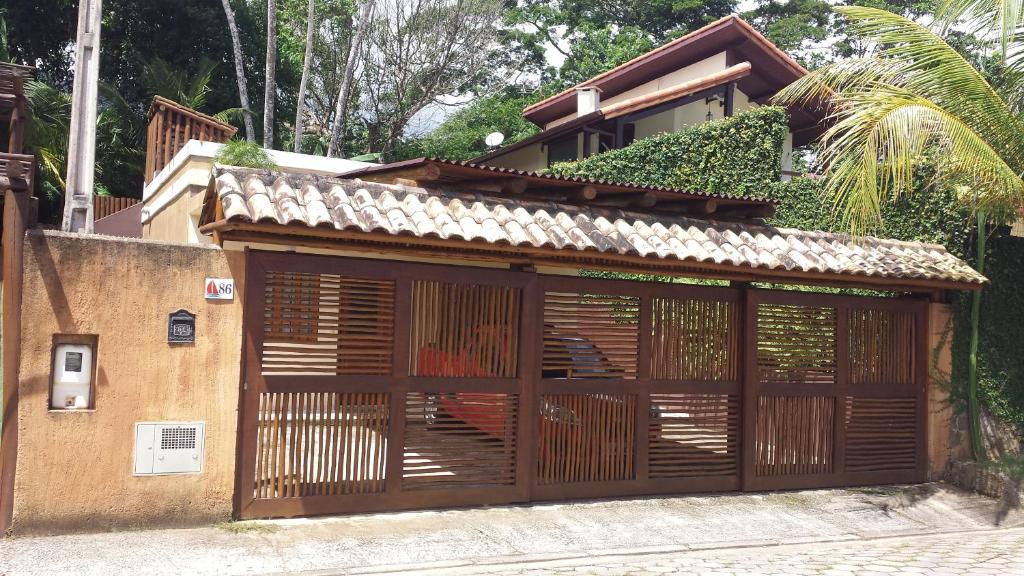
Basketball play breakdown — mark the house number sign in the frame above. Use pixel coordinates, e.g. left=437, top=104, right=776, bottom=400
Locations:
left=168, top=310, right=196, bottom=343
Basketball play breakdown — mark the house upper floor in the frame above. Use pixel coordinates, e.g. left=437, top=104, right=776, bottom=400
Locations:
left=475, top=16, right=827, bottom=175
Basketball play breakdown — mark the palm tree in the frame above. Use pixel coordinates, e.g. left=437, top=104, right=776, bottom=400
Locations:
left=142, top=58, right=244, bottom=124
left=774, top=4, right=1024, bottom=460
left=220, top=0, right=257, bottom=142
left=264, top=0, right=278, bottom=149
left=293, top=0, right=317, bottom=153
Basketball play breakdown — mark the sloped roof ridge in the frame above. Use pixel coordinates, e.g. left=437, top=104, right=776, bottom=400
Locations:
left=522, top=15, right=809, bottom=118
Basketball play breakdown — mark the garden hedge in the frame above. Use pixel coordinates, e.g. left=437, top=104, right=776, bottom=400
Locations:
left=552, top=107, right=1024, bottom=430
left=547, top=106, right=788, bottom=197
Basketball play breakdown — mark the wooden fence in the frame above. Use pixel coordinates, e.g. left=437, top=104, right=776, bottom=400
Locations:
left=237, top=251, right=929, bottom=519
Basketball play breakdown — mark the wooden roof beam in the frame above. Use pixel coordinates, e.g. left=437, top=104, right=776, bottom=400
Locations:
left=459, top=177, right=529, bottom=195
left=590, top=191, right=658, bottom=209
left=359, top=162, right=442, bottom=186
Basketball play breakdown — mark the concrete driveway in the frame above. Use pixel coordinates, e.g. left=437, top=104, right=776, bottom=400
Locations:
left=0, top=483, right=1020, bottom=575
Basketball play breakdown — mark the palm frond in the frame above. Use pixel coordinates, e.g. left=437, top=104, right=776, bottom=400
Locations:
left=815, top=87, right=1024, bottom=231
left=212, top=107, right=247, bottom=124
left=776, top=7, right=1024, bottom=172
left=936, top=0, right=1024, bottom=60
left=185, top=59, right=219, bottom=111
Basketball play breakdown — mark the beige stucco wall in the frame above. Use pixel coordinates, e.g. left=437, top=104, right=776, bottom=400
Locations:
left=143, top=183, right=210, bottom=245
left=926, top=302, right=968, bottom=478
left=546, top=53, right=730, bottom=130
left=12, top=230, right=245, bottom=534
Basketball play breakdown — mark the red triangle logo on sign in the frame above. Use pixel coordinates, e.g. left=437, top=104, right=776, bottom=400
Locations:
left=206, top=280, right=218, bottom=295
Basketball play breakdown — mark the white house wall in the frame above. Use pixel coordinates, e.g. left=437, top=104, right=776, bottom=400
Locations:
left=545, top=53, right=730, bottom=130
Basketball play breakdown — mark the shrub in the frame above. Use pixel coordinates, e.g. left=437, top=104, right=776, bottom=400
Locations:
left=547, top=106, right=788, bottom=197
left=214, top=139, right=278, bottom=170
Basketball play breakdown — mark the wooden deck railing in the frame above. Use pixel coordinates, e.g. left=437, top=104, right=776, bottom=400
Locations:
left=0, top=153, right=34, bottom=194
left=0, top=62, right=32, bottom=155
left=145, top=96, right=237, bottom=185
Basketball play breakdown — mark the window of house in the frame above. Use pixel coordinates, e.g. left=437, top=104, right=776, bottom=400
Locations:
left=547, top=135, right=578, bottom=166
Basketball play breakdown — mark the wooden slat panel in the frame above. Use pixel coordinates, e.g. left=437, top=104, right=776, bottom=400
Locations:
left=144, top=97, right=237, bottom=184
left=755, top=396, right=834, bottom=476
left=261, top=271, right=395, bottom=375
left=757, top=304, right=837, bottom=386
left=648, top=393, right=738, bottom=478
left=252, top=392, right=389, bottom=499
left=650, top=297, right=738, bottom=381
left=410, top=281, right=520, bottom=378
left=844, top=397, right=917, bottom=472
left=537, top=394, right=636, bottom=484
left=848, top=308, right=915, bottom=386
left=403, top=392, right=518, bottom=490
left=543, top=292, right=639, bottom=379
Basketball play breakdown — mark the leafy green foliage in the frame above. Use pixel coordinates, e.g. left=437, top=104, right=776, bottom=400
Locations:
left=214, top=139, right=279, bottom=170
left=547, top=107, right=788, bottom=197
left=142, top=57, right=219, bottom=111
left=767, top=174, right=972, bottom=253
left=556, top=25, right=655, bottom=87
left=951, top=234, right=1024, bottom=430
left=414, top=89, right=542, bottom=160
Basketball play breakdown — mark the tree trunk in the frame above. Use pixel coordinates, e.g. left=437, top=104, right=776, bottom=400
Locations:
left=327, top=0, right=372, bottom=158
left=221, top=0, right=256, bottom=142
left=293, top=0, right=316, bottom=153
left=263, top=0, right=278, bottom=149
left=968, top=209, right=987, bottom=461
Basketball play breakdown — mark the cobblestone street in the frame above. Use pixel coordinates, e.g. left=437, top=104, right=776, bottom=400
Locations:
left=1, top=485, right=1020, bottom=575
left=396, top=527, right=1024, bottom=576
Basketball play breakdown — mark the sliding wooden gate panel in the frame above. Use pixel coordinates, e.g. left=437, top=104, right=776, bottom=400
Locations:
left=238, top=251, right=930, bottom=519
left=532, top=277, right=742, bottom=501
left=238, top=253, right=532, bottom=519
left=743, top=290, right=928, bottom=491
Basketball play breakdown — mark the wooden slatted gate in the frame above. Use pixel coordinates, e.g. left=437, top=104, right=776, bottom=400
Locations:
left=237, top=252, right=928, bottom=519
left=742, top=290, right=928, bottom=490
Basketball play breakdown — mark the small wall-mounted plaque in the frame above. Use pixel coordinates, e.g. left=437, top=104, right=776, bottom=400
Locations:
left=168, top=310, right=196, bottom=343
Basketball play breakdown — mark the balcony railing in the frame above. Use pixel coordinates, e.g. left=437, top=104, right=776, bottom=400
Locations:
left=0, top=153, right=33, bottom=194
left=145, top=96, right=237, bottom=185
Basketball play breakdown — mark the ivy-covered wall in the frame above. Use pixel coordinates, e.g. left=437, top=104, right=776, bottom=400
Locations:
left=547, top=107, right=788, bottom=197
left=550, top=107, right=1024, bottom=431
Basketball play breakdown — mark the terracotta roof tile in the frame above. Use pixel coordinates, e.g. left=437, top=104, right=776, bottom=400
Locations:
left=207, top=167, right=986, bottom=287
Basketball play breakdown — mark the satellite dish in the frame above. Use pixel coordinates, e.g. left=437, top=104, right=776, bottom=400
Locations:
left=484, top=132, right=505, bottom=147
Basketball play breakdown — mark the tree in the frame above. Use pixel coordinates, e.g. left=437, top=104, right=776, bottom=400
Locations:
left=293, top=0, right=317, bottom=152
left=358, top=0, right=504, bottom=157
left=414, top=88, right=542, bottom=160
left=557, top=24, right=654, bottom=87
left=327, top=0, right=372, bottom=157
left=264, top=0, right=279, bottom=148
left=221, top=0, right=257, bottom=141
left=774, top=4, right=1024, bottom=459
left=741, top=0, right=835, bottom=69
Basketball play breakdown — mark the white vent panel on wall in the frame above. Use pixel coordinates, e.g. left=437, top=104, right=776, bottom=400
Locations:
left=134, top=422, right=205, bottom=475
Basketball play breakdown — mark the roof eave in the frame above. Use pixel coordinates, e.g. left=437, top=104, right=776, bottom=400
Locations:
left=200, top=219, right=985, bottom=293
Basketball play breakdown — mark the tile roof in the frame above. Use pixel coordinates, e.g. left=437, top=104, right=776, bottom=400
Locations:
left=204, top=167, right=986, bottom=288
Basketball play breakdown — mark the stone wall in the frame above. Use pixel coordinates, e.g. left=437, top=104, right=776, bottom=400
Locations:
left=10, top=231, right=245, bottom=534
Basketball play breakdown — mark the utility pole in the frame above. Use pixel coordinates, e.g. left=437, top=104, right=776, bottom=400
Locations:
left=62, top=0, right=102, bottom=233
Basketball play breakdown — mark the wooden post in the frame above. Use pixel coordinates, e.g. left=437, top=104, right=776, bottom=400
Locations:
left=724, top=83, right=736, bottom=117
left=62, top=0, right=103, bottom=233
left=0, top=186, right=29, bottom=534
left=739, top=286, right=758, bottom=490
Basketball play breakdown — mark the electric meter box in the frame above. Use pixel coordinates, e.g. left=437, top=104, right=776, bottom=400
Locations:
left=51, top=342, right=94, bottom=410
left=134, top=422, right=206, bottom=475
